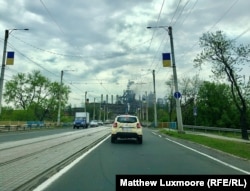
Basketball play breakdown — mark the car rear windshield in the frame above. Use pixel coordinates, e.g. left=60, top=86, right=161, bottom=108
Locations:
left=117, top=116, right=138, bottom=123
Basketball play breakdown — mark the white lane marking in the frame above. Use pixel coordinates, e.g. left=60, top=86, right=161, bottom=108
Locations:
left=152, top=132, right=157, bottom=135
left=152, top=132, right=250, bottom=174
left=33, top=135, right=111, bottom=191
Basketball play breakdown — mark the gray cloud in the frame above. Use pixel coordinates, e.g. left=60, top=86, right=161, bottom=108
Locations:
left=1, top=0, right=249, bottom=106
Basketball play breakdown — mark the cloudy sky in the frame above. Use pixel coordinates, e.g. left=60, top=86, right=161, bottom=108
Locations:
left=0, top=0, right=250, bottom=107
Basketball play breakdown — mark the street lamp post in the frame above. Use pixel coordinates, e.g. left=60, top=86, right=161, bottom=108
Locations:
left=57, top=70, right=63, bottom=126
left=145, top=91, right=148, bottom=127
left=93, top=97, right=96, bottom=120
left=85, top=91, right=87, bottom=113
left=152, top=70, right=157, bottom=128
left=147, top=26, right=184, bottom=132
left=0, top=28, right=29, bottom=115
left=57, top=70, right=74, bottom=126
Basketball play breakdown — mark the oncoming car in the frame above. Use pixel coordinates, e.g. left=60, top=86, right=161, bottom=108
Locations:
left=111, top=114, right=143, bottom=144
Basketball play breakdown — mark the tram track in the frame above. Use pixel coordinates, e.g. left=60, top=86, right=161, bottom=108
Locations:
left=0, top=127, right=111, bottom=191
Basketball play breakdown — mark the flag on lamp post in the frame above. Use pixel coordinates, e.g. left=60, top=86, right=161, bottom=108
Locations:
left=162, top=53, right=171, bottom=67
left=6, top=51, right=15, bottom=65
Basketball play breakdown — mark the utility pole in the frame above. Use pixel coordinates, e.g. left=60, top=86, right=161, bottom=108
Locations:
left=57, top=70, right=63, bottom=126
left=145, top=91, right=148, bottom=127
left=85, top=91, right=87, bottom=113
left=57, top=69, right=73, bottom=126
left=103, top=105, right=105, bottom=122
left=147, top=26, right=184, bottom=132
left=0, top=28, right=28, bottom=115
left=0, top=30, right=8, bottom=115
left=93, top=97, right=96, bottom=120
left=152, top=70, right=157, bottom=128
left=100, top=94, right=103, bottom=121
left=99, top=102, right=101, bottom=121
left=106, top=107, right=108, bottom=120
left=168, top=26, right=184, bottom=132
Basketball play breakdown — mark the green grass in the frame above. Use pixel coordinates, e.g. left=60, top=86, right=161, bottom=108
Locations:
left=159, top=129, right=250, bottom=160
left=183, top=128, right=243, bottom=139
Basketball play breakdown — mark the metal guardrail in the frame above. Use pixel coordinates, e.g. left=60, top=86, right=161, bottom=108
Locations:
left=183, top=125, right=250, bottom=134
left=0, top=122, right=73, bottom=132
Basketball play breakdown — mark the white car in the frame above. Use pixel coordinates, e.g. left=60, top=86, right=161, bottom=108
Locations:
left=97, top=120, right=104, bottom=126
left=111, top=114, right=143, bottom=144
left=89, top=120, right=98, bottom=127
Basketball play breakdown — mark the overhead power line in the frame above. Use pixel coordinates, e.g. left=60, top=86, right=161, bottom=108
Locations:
left=148, top=0, right=165, bottom=50
left=40, top=0, right=65, bottom=35
left=170, top=0, right=181, bottom=26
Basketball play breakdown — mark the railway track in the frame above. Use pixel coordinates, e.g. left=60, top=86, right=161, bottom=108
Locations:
left=0, top=127, right=110, bottom=191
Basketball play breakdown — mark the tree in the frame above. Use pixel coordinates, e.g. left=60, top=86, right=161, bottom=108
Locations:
left=180, top=74, right=201, bottom=104
left=179, top=75, right=202, bottom=125
left=165, top=76, right=174, bottom=121
left=166, top=74, right=202, bottom=124
left=196, top=81, right=238, bottom=127
left=3, top=70, right=71, bottom=121
left=194, top=31, right=250, bottom=140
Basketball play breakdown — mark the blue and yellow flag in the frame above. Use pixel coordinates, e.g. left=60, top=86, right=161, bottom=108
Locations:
left=162, top=53, right=171, bottom=67
left=6, top=51, right=15, bottom=65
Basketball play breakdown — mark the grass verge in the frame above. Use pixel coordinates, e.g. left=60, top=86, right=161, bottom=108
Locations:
left=159, top=129, right=250, bottom=160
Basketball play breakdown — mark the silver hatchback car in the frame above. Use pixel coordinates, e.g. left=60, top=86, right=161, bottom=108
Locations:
left=111, top=114, right=143, bottom=144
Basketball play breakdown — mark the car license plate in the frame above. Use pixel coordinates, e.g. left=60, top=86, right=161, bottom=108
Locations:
left=122, top=127, right=131, bottom=132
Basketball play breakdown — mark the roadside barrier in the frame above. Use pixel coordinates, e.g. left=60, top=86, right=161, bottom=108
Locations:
left=26, top=121, right=44, bottom=128
left=0, top=122, right=72, bottom=132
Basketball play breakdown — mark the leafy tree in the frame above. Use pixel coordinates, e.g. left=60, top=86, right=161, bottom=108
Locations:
left=180, top=74, right=201, bottom=103
left=165, top=76, right=174, bottom=121
left=194, top=31, right=250, bottom=140
left=156, top=108, right=168, bottom=122
left=166, top=74, right=202, bottom=124
left=3, top=70, right=71, bottom=121
left=196, top=81, right=238, bottom=127
left=179, top=75, right=202, bottom=124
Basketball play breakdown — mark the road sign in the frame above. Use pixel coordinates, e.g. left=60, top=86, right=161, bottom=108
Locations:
left=174, top=91, right=181, bottom=99
left=193, top=106, right=197, bottom=116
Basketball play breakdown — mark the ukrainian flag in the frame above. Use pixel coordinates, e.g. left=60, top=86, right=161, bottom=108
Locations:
left=6, top=51, right=14, bottom=65
left=162, top=53, right=171, bottom=67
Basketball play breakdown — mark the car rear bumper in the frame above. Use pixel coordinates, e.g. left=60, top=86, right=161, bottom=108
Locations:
left=112, top=132, right=142, bottom=138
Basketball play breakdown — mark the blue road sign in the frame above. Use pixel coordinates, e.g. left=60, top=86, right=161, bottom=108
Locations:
left=174, top=91, right=181, bottom=99
left=193, top=106, right=197, bottom=116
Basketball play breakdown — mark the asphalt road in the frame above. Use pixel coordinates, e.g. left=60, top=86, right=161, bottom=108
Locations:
left=33, top=128, right=249, bottom=191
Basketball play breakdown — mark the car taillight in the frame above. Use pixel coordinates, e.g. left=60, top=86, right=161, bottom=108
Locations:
left=137, top=123, right=141, bottom=128
left=113, top=122, right=118, bottom=128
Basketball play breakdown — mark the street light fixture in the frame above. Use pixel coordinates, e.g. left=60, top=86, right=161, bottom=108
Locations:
left=147, top=26, right=184, bottom=133
left=0, top=28, right=29, bottom=115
